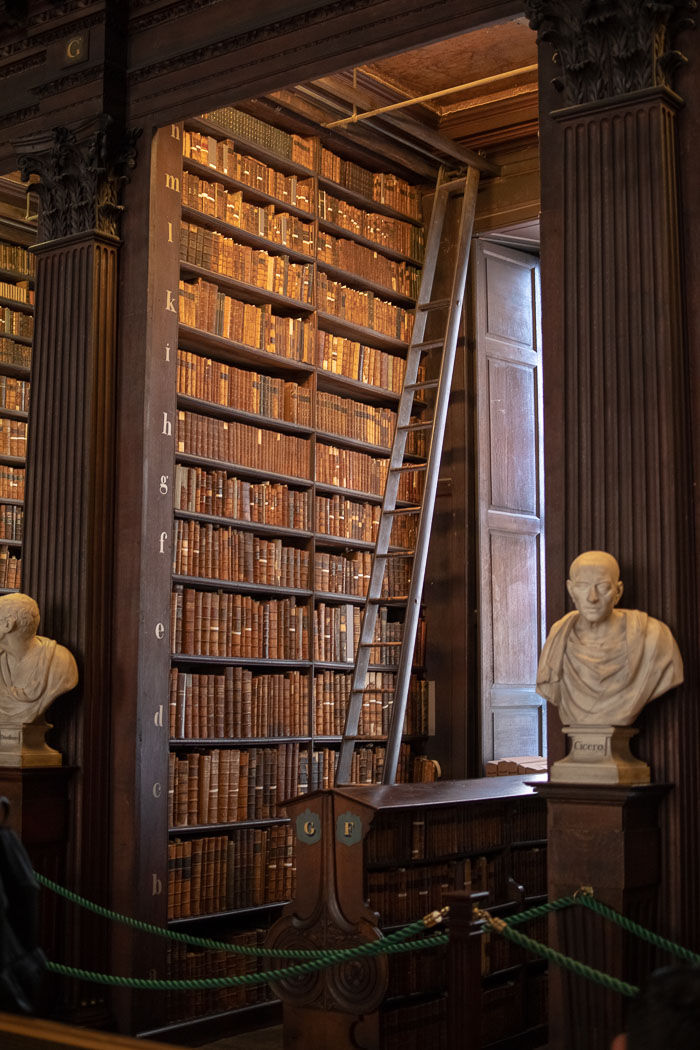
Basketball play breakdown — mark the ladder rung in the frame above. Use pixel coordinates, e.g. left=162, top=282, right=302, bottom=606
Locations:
left=360, top=640, right=403, bottom=647
left=390, top=462, right=427, bottom=472
left=384, top=505, right=421, bottom=515
left=411, top=340, right=443, bottom=353
left=417, top=298, right=450, bottom=312
left=398, top=420, right=433, bottom=431
left=369, top=596, right=409, bottom=604
left=405, top=380, right=439, bottom=392
left=378, top=549, right=415, bottom=558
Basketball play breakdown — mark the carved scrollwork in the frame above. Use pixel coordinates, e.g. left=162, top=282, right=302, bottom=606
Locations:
left=15, top=116, right=141, bottom=241
left=524, top=0, right=696, bottom=105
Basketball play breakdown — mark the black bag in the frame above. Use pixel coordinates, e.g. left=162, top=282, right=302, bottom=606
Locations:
left=0, top=797, right=46, bottom=1013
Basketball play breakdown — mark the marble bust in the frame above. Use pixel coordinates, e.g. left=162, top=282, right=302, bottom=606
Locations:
left=536, top=551, right=683, bottom=726
left=0, top=593, right=78, bottom=766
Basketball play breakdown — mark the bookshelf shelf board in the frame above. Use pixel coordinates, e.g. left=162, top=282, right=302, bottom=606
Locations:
left=169, top=816, right=290, bottom=835
left=511, top=838, right=548, bottom=850
left=0, top=587, right=19, bottom=595
left=317, top=311, right=409, bottom=354
left=317, top=175, right=423, bottom=228
left=0, top=407, right=28, bottom=423
left=175, top=509, right=312, bottom=541
left=315, top=428, right=392, bottom=458
left=171, top=653, right=313, bottom=669
left=181, top=261, right=316, bottom=314
left=366, top=844, right=506, bottom=873
left=168, top=900, right=288, bottom=926
left=181, top=205, right=315, bottom=265
left=188, top=116, right=317, bottom=180
left=316, top=260, right=416, bottom=310
left=315, top=534, right=380, bottom=552
left=313, top=661, right=422, bottom=673
left=139, top=1000, right=282, bottom=1042
left=171, top=736, right=312, bottom=747
left=172, top=573, right=313, bottom=599
left=318, top=218, right=422, bottom=267
left=0, top=295, right=33, bottom=315
left=0, top=455, right=25, bottom=469
left=0, top=538, right=21, bottom=549
left=0, top=334, right=32, bottom=350
left=178, top=323, right=314, bottom=376
left=316, top=369, right=402, bottom=408
left=177, top=393, right=314, bottom=438
left=0, top=266, right=34, bottom=286
left=0, top=497, right=23, bottom=506
left=177, top=452, right=313, bottom=489
left=313, top=590, right=367, bottom=605
left=314, top=735, right=424, bottom=746
left=183, top=155, right=315, bottom=223
left=313, top=480, right=389, bottom=504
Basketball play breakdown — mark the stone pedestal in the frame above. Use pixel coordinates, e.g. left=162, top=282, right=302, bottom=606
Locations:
left=534, top=782, right=668, bottom=1050
left=0, top=721, right=62, bottom=767
left=551, top=726, right=649, bottom=785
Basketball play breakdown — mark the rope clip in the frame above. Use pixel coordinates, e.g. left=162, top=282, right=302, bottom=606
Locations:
left=423, top=906, right=449, bottom=927
left=573, top=885, right=594, bottom=899
left=472, top=906, right=507, bottom=933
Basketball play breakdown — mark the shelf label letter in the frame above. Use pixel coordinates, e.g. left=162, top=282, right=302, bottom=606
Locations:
left=167, top=221, right=173, bottom=243
left=160, top=475, right=169, bottom=495
left=155, top=622, right=165, bottom=640
left=336, top=810, right=362, bottom=846
left=162, top=413, right=172, bottom=436
left=171, top=125, right=180, bottom=140
left=154, top=705, right=164, bottom=727
left=165, top=290, right=176, bottom=313
left=159, top=531, right=168, bottom=554
left=165, top=173, right=180, bottom=192
left=152, top=782, right=162, bottom=798
left=152, top=874, right=162, bottom=896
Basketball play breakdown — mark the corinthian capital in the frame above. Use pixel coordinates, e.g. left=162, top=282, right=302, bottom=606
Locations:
left=14, top=116, right=140, bottom=242
left=524, top=0, right=696, bottom=106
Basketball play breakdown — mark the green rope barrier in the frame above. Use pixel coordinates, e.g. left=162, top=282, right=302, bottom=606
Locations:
left=35, top=873, right=436, bottom=959
left=474, top=910, right=639, bottom=999
left=43, top=931, right=449, bottom=991
left=576, top=894, right=700, bottom=966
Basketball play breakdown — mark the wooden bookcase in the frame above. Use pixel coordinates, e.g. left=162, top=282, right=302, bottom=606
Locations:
left=0, top=175, right=33, bottom=595
left=133, top=106, right=446, bottom=1038
left=268, top=777, right=548, bottom=1050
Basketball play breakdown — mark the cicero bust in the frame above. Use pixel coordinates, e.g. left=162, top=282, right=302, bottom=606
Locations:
left=536, top=551, right=683, bottom=726
left=0, top=593, right=78, bottom=725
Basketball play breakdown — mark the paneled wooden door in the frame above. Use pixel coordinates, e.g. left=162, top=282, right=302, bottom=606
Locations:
left=474, top=239, right=545, bottom=764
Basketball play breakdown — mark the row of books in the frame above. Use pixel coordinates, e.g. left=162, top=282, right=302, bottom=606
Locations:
left=0, top=308, right=33, bottom=338
left=482, top=914, right=547, bottom=977
left=510, top=846, right=547, bottom=896
left=315, top=492, right=416, bottom=548
left=316, top=389, right=394, bottom=448
left=367, top=859, right=466, bottom=926
left=318, top=191, right=425, bottom=260
left=0, top=375, right=29, bottom=412
left=180, top=224, right=313, bottom=302
left=0, top=502, right=22, bottom=540
left=0, top=546, right=20, bottom=589
left=168, top=743, right=304, bottom=826
left=196, top=112, right=422, bottom=223
left=382, top=996, right=446, bottom=1050
left=181, top=173, right=315, bottom=253
left=0, top=241, right=34, bottom=275
left=0, top=338, right=31, bottom=369
left=317, top=231, right=421, bottom=298
left=318, top=274, right=414, bottom=342
left=175, top=466, right=310, bottom=529
left=316, top=442, right=423, bottom=502
left=314, top=549, right=410, bottom=598
left=183, top=131, right=315, bottom=212
left=166, top=931, right=274, bottom=1023
left=311, top=741, right=422, bottom=787
left=177, top=349, right=312, bottom=425
left=177, top=410, right=310, bottom=480
left=179, top=280, right=313, bottom=361
left=0, top=466, right=24, bottom=501
left=319, top=149, right=422, bottom=221
left=169, top=667, right=310, bottom=739
left=313, top=602, right=426, bottom=666
left=171, top=587, right=309, bottom=660
left=318, top=331, right=411, bottom=394
left=167, top=824, right=295, bottom=919
left=0, top=418, right=26, bottom=457
left=482, top=972, right=547, bottom=1045
left=0, top=281, right=32, bottom=305
left=172, top=518, right=310, bottom=587
left=387, top=943, right=445, bottom=1001
left=314, top=671, right=428, bottom=737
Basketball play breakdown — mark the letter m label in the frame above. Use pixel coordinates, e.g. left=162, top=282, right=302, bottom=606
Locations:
left=165, top=173, right=180, bottom=192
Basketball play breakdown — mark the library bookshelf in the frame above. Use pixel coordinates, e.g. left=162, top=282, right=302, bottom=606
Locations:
left=129, top=104, right=452, bottom=1038
left=269, top=777, right=548, bottom=1050
left=0, top=176, right=33, bottom=595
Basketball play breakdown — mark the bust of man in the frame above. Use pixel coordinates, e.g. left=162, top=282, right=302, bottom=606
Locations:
left=0, top=593, right=78, bottom=725
left=536, top=551, right=683, bottom=726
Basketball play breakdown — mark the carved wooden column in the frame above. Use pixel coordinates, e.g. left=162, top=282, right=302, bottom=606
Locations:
left=12, top=118, right=137, bottom=1022
left=527, top=0, right=699, bottom=943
